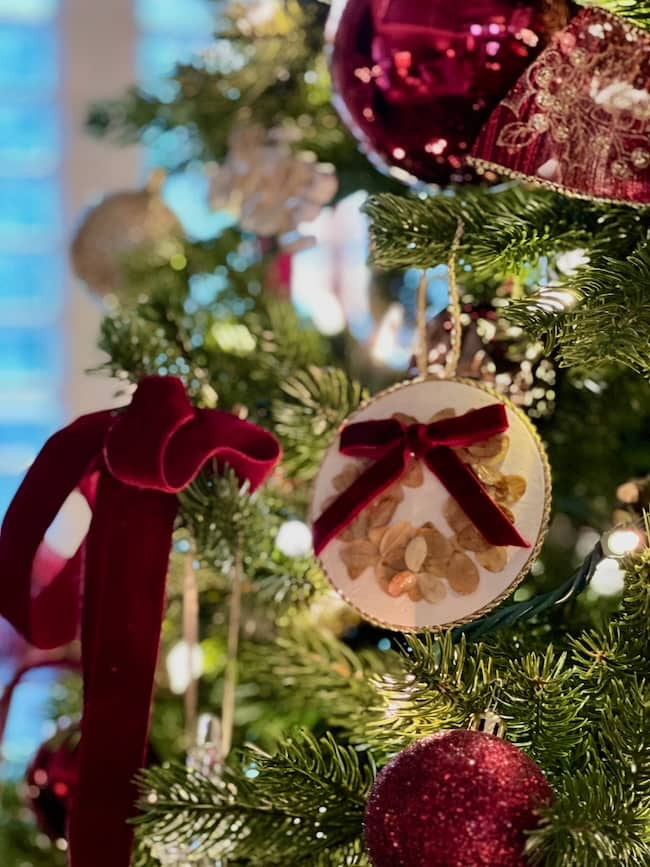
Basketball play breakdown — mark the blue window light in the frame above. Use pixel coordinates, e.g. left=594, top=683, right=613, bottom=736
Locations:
left=0, top=1, right=62, bottom=776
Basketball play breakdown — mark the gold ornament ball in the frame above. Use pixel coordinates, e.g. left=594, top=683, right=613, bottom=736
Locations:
left=70, top=172, right=181, bottom=301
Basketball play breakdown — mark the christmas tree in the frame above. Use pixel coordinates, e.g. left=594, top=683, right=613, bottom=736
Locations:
left=1, top=2, right=649, bottom=866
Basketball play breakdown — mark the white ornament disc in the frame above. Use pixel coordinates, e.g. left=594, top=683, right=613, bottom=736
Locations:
left=310, top=378, right=551, bottom=631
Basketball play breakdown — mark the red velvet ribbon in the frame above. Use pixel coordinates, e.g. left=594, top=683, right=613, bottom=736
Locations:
left=313, top=403, right=529, bottom=556
left=0, top=376, right=281, bottom=867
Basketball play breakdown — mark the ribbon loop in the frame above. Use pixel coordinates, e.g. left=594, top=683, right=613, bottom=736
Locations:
left=0, top=376, right=281, bottom=867
left=313, top=402, right=529, bottom=556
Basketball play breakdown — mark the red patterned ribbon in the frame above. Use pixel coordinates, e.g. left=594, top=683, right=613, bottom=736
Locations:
left=470, top=9, right=650, bottom=206
left=313, top=403, right=529, bottom=556
left=0, top=377, right=280, bottom=867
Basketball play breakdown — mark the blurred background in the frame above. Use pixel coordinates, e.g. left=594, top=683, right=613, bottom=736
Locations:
left=0, top=0, right=378, bottom=783
left=0, top=0, right=230, bottom=780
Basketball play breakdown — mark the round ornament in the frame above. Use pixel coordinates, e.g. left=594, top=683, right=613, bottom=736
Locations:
left=70, top=171, right=182, bottom=300
left=364, top=730, right=553, bottom=867
left=310, top=378, right=550, bottom=631
left=328, top=0, right=561, bottom=186
left=26, top=730, right=79, bottom=842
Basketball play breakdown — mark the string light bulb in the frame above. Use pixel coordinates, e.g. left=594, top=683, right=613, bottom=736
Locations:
left=602, top=526, right=647, bottom=559
left=275, top=520, right=313, bottom=557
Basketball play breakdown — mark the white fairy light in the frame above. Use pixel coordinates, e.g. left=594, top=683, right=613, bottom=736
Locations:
left=166, top=641, right=204, bottom=695
left=602, top=527, right=646, bottom=559
left=275, top=520, right=313, bottom=557
left=590, top=558, right=626, bottom=598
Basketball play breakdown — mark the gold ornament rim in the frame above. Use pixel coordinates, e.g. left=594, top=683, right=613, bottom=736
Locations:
left=309, top=376, right=553, bottom=634
left=468, top=157, right=650, bottom=210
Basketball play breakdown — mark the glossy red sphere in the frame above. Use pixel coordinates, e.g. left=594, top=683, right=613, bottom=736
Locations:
left=329, top=0, right=551, bottom=186
left=364, top=730, right=553, bottom=867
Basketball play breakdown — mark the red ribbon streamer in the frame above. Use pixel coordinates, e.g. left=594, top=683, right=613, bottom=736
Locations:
left=0, top=376, right=281, bottom=867
left=313, top=403, right=529, bottom=556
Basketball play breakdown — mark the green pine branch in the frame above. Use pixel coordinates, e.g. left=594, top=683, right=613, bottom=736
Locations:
left=98, top=287, right=327, bottom=412
left=508, top=242, right=650, bottom=376
left=498, top=648, right=588, bottom=776
left=360, top=633, right=496, bottom=752
left=578, top=0, right=650, bottom=29
left=241, top=625, right=389, bottom=735
left=136, top=733, right=373, bottom=864
left=365, top=188, right=650, bottom=376
left=272, top=366, right=368, bottom=480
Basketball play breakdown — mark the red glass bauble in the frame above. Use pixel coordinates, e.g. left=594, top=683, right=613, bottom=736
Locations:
left=364, top=730, right=553, bottom=867
left=329, top=0, right=555, bottom=186
left=26, top=731, right=79, bottom=842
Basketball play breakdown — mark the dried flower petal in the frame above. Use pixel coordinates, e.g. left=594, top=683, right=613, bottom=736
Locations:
left=456, top=524, right=491, bottom=553
left=377, top=561, right=399, bottom=586
left=393, top=412, right=418, bottom=426
left=402, top=458, right=424, bottom=488
left=429, top=408, right=457, bottom=423
left=443, top=498, right=472, bottom=534
left=368, top=527, right=386, bottom=547
left=418, top=523, right=453, bottom=561
left=367, top=494, right=401, bottom=529
left=480, top=435, right=510, bottom=466
left=379, top=522, right=415, bottom=559
left=340, top=539, right=379, bottom=579
left=333, top=462, right=365, bottom=493
left=387, top=570, right=417, bottom=597
left=404, top=535, right=428, bottom=572
left=339, top=511, right=368, bottom=542
left=422, top=556, right=448, bottom=577
left=447, top=552, right=480, bottom=595
left=417, top=573, right=448, bottom=603
left=476, top=547, right=508, bottom=572
left=468, top=434, right=505, bottom=460
left=504, top=475, right=527, bottom=503
left=474, top=463, right=503, bottom=487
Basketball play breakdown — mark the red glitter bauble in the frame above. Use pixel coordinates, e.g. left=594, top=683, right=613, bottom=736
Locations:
left=364, top=730, right=553, bottom=867
left=328, top=0, right=556, bottom=186
left=26, top=731, right=79, bottom=842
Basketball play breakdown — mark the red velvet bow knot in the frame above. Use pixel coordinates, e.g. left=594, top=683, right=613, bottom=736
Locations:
left=0, top=376, right=281, bottom=867
left=313, top=403, right=529, bottom=556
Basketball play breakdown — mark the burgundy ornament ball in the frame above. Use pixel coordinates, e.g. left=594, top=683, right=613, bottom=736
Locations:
left=328, top=0, right=559, bottom=186
left=26, top=731, right=79, bottom=842
left=364, top=730, right=553, bottom=867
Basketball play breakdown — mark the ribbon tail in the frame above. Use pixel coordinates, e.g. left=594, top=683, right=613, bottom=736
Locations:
left=313, top=444, right=408, bottom=556
left=426, top=447, right=530, bottom=549
left=69, top=473, right=178, bottom=867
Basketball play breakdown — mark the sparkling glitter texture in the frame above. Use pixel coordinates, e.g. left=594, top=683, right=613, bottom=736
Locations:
left=364, top=730, right=553, bottom=867
left=329, top=0, right=552, bottom=186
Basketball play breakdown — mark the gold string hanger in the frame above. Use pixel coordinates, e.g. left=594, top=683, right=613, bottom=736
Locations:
left=416, top=220, right=465, bottom=380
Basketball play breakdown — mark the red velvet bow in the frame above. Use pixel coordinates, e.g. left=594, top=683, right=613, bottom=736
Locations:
left=0, top=376, right=281, bottom=867
left=313, top=403, right=529, bottom=556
